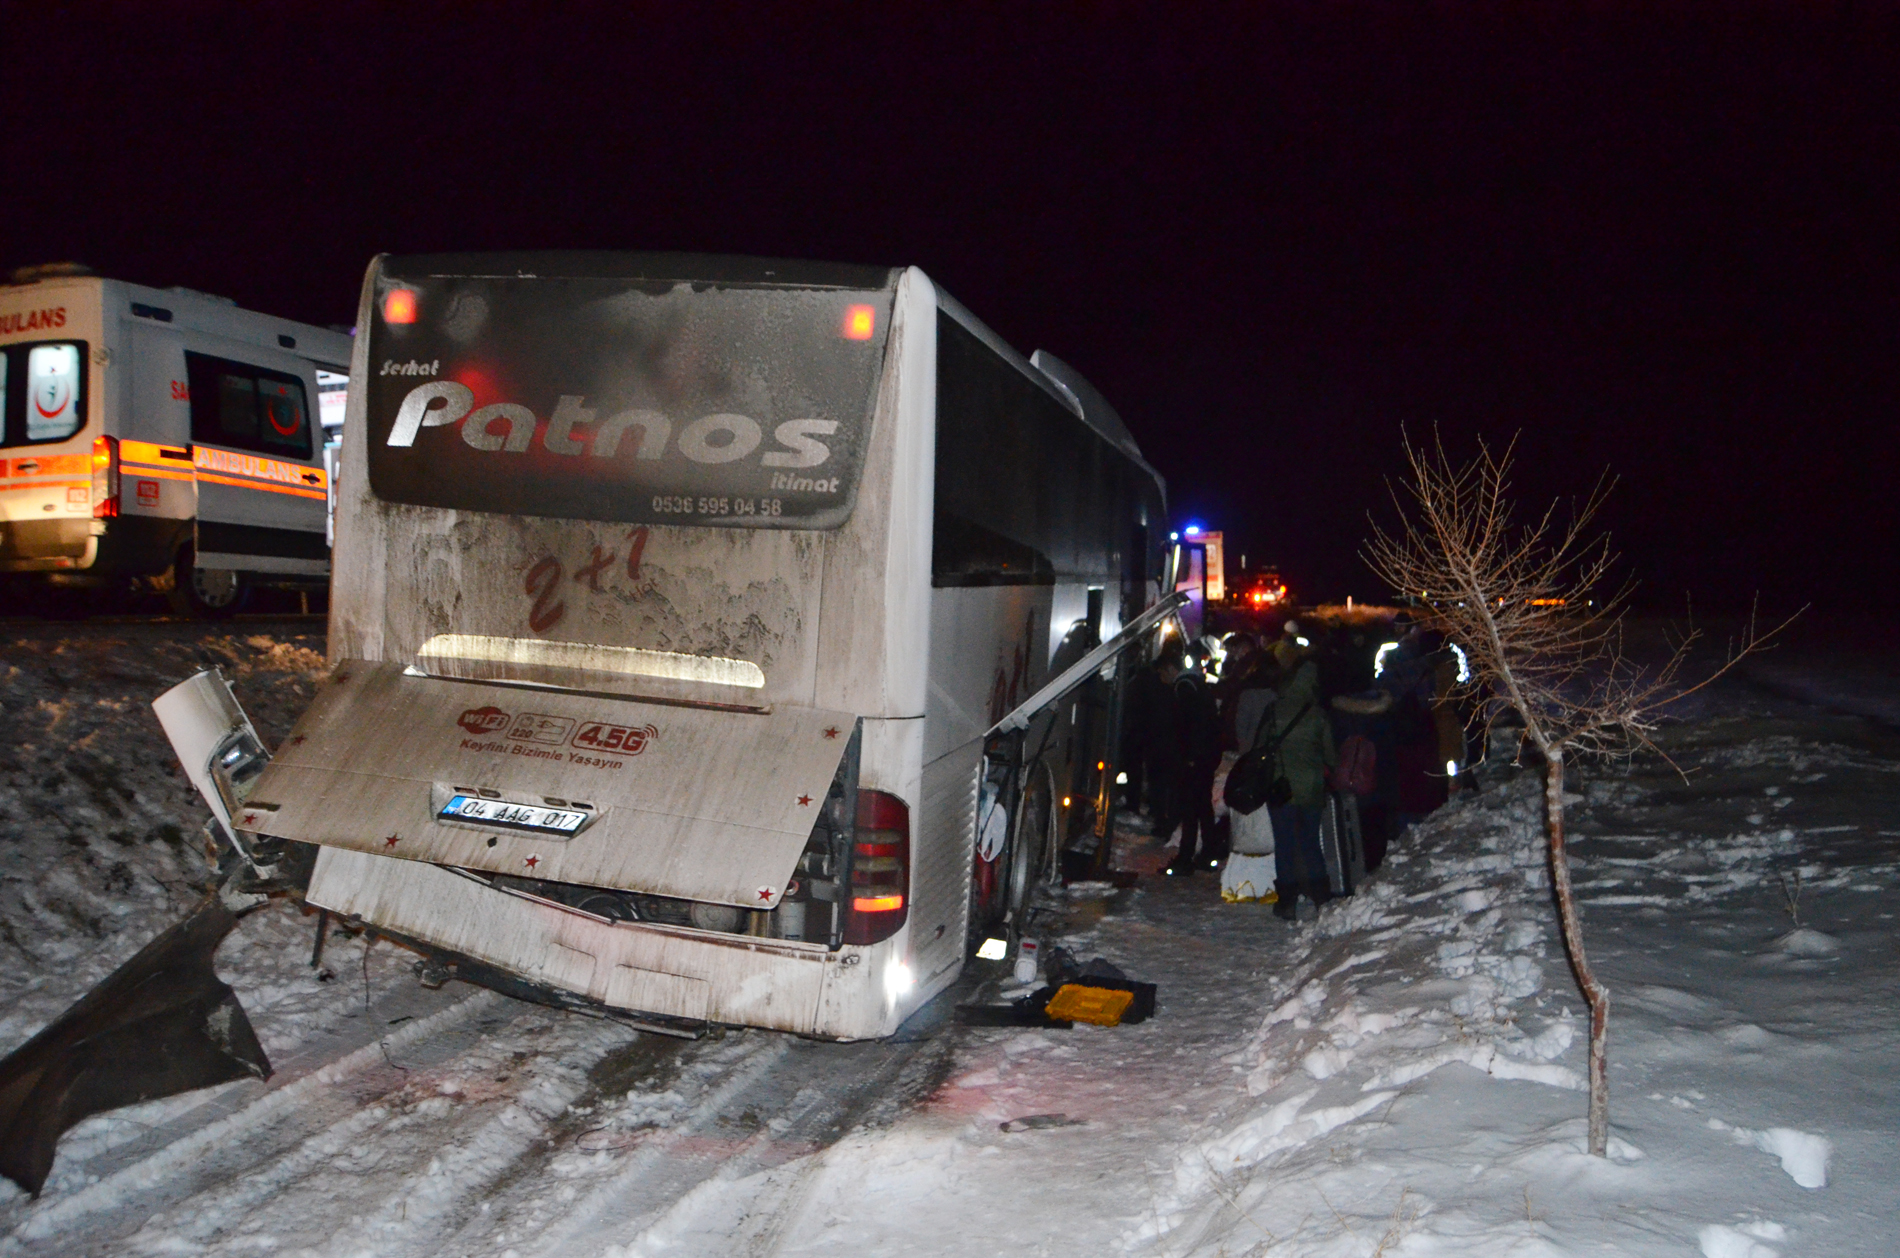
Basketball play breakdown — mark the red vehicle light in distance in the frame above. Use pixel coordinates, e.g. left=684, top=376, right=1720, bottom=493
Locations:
left=841, top=304, right=876, bottom=340
left=383, top=289, right=419, bottom=324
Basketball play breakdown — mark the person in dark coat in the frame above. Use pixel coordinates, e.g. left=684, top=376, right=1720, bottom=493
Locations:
left=1264, top=653, right=1338, bottom=918
left=1120, top=649, right=1163, bottom=814
left=1380, top=626, right=1448, bottom=829
left=1215, top=633, right=1264, bottom=752
left=1142, top=641, right=1188, bottom=840
left=1164, top=649, right=1224, bottom=876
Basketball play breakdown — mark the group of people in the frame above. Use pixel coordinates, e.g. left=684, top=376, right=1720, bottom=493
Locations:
left=1121, top=616, right=1469, bottom=920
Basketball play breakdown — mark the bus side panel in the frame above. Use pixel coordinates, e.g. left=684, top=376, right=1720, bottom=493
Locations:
left=914, top=737, right=982, bottom=990
left=812, top=267, right=936, bottom=721
left=924, top=585, right=1052, bottom=761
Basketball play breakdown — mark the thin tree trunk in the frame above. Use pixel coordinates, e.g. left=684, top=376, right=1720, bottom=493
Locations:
left=1544, top=749, right=1611, bottom=1155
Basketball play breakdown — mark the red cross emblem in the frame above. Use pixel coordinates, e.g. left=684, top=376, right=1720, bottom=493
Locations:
left=796, top=794, right=813, bottom=807
left=383, top=834, right=399, bottom=848
left=524, top=855, right=539, bottom=870
left=822, top=726, right=840, bottom=740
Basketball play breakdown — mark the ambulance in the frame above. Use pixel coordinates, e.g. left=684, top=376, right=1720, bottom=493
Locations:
left=0, top=265, right=351, bottom=614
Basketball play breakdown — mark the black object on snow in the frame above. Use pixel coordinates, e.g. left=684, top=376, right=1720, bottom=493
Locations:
left=956, top=986, right=1075, bottom=1028
left=0, top=894, right=272, bottom=1196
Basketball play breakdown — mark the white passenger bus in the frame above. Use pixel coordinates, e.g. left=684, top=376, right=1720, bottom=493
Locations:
left=0, top=266, right=351, bottom=615
left=235, top=252, right=1168, bottom=1039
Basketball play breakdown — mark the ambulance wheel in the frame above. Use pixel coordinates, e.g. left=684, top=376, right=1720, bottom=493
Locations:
left=168, top=546, right=251, bottom=619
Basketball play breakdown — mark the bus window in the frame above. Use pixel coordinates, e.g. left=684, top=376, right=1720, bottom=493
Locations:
left=364, top=270, right=894, bottom=529
left=25, top=344, right=84, bottom=442
left=933, top=313, right=1119, bottom=587
left=2, top=342, right=88, bottom=447
left=187, top=353, right=314, bottom=460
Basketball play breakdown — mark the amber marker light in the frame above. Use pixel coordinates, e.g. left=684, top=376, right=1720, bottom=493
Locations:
left=853, top=894, right=905, bottom=912
left=383, top=288, right=419, bottom=324
left=842, top=304, right=876, bottom=340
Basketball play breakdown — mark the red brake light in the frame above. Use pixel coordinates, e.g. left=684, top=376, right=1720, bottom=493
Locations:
left=383, top=288, right=418, bottom=324
left=841, top=788, right=909, bottom=945
left=841, top=304, right=875, bottom=340
left=91, top=435, right=119, bottom=518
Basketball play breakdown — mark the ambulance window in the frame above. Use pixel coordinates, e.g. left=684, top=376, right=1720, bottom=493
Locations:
left=256, top=377, right=310, bottom=455
left=1, top=342, right=89, bottom=448
left=215, top=372, right=260, bottom=444
left=186, top=352, right=313, bottom=459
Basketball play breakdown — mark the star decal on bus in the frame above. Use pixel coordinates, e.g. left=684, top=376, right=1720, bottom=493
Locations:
left=524, top=855, right=540, bottom=870
left=384, top=834, right=399, bottom=848
left=797, top=794, right=813, bottom=807
left=822, top=726, right=840, bottom=740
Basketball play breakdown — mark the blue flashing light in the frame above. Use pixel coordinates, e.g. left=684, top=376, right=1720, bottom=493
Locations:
left=1184, top=524, right=1202, bottom=535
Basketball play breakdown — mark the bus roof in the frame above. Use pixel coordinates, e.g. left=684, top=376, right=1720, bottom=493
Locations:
left=380, top=251, right=898, bottom=291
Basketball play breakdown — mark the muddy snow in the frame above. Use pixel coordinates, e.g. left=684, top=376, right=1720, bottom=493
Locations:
left=1, top=619, right=1895, bottom=1255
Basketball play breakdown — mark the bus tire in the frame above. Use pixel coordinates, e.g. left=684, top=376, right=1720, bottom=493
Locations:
left=1006, top=762, right=1057, bottom=924
left=168, top=546, right=251, bottom=619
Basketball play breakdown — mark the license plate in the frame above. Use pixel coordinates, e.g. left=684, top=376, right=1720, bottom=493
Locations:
left=439, top=795, right=588, bottom=835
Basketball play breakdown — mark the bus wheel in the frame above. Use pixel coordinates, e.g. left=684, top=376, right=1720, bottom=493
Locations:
left=1006, top=763, right=1056, bottom=923
left=168, top=547, right=251, bottom=619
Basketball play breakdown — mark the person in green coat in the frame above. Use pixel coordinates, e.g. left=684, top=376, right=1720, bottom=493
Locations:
left=1265, top=653, right=1337, bottom=919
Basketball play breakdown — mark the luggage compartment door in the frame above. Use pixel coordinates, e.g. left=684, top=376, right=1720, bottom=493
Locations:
left=243, top=661, right=854, bottom=909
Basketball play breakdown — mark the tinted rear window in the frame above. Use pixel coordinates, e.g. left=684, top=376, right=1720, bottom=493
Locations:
left=364, top=271, right=895, bottom=529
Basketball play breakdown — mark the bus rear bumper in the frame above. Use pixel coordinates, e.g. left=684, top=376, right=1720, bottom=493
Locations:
left=307, top=847, right=908, bottom=1041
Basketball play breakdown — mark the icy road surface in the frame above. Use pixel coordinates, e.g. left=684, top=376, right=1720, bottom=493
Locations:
left=0, top=618, right=1896, bottom=1256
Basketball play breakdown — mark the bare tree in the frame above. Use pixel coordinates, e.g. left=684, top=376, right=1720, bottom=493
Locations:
left=1365, top=433, right=1783, bottom=1156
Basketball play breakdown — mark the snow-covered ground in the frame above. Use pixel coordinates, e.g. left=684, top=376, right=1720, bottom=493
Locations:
left=1, top=619, right=1895, bottom=1256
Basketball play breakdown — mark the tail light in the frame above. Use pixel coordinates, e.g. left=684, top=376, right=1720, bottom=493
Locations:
left=841, top=789, right=909, bottom=945
left=91, top=435, right=119, bottom=518
left=383, top=288, right=419, bottom=324
left=841, top=304, right=876, bottom=340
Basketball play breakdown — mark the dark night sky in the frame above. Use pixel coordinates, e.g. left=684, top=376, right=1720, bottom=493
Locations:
left=8, top=4, right=1896, bottom=611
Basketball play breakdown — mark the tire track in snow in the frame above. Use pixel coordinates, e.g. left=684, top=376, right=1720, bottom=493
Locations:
left=236, top=1009, right=641, bottom=1258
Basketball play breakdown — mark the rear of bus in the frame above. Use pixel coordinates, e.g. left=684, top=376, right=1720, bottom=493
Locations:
left=0, top=279, right=106, bottom=577
left=243, top=253, right=949, bottom=1039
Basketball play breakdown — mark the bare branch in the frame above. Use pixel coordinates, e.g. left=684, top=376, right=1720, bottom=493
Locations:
left=1362, top=430, right=1797, bottom=1157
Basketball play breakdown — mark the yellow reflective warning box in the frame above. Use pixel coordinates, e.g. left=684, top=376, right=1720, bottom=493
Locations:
left=1045, top=984, right=1136, bottom=1026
